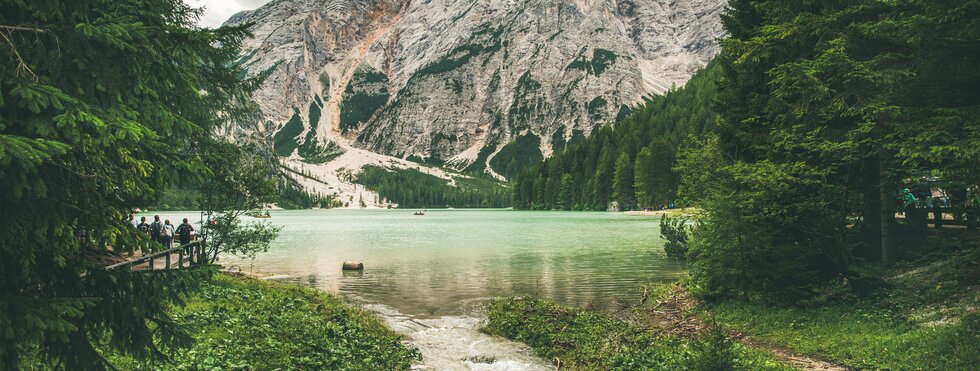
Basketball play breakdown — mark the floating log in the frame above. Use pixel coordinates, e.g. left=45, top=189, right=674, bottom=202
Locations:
left=342, top=261, right=364, bottom=271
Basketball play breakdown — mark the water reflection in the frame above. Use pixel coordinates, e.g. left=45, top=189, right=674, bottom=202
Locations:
left=171, top=209, right=685, bottom=317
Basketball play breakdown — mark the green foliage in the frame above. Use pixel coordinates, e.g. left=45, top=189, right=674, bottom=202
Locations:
left=677, top=0, right=980, bottom=303
left=276, top=180, right=342, bottom=209
left=612, top=152, right=635, bottom=210
left=635, top=139, right=678, bottom=209
left=483, top=297, right=783, bottom=370
left=339, top=89, right=389, bottom=134
left=415, top=24, right=504, bottom=77
left=297, top=98, right=344, bottom=164
left=587, top=96, right=607, bottom=119
left=506, top=71, right=545, bottom=131
left=512, top=62, right=720, bottom=210
left=273, top=109, right=304, bottom=156
left=489, top=134, right=543, bottom=179
left=154, top=188, right=203, bottom=211
left=105, top=274, right=420, bottom=369
left=659, top=215, right=691, bottom=259
left=567, top=48, right=619, bottom=76
left=0, top=0, right=261, bottom=367
left=356, top=165, right=509, bottom=208
left=463, top=140, right=498, bottom=174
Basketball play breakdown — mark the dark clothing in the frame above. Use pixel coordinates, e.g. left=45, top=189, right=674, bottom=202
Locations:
left=137, top=222, right=150, bottom=235
left=176, top=222, right=194, bottom=245
left=150, top=221, right=163, bottom=242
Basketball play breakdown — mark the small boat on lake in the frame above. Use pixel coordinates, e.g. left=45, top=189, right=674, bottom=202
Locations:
left=251, top=211, right=272, bottom=218
left=413, top=210, right=426, bottom=216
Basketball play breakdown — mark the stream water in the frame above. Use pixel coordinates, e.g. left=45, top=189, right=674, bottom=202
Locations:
left=150, top=209, right=684, bottom=369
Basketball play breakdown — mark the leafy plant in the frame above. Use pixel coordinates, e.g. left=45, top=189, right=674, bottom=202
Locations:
left=660, top=215, right=691, bottom=259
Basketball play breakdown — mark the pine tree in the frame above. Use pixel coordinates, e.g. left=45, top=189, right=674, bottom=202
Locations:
left=0, top=0, right=258, bottom=367
left=612, top=152, right=635, bottom=210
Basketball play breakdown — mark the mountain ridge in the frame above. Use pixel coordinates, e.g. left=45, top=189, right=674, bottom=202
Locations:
left=222, top=0, right=726, bottom=206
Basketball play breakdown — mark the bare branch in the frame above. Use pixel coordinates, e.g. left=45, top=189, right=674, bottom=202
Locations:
left=0, top=24, right=51, bottom=81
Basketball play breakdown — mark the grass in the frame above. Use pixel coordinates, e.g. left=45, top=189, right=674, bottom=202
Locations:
left=483, top=296, right=786, bottom=370
left=706, top=241, right=980, bottom=370
left=106, top=273, right=420, bottom=369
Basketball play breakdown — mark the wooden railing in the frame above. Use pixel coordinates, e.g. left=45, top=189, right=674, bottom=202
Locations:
left=896, top=206, right=979, bottom=229
left=104, top=240, right=208, bottom=272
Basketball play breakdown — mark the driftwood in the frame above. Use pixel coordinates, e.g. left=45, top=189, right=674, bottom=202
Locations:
left=342, top=261, right=364, bottom=270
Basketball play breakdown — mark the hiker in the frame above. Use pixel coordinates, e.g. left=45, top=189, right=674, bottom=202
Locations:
left=901, top=188, right=917, bottom=209
left=129, top=213, right=138, bottom=228
left=137, top=216, right=150, bottom=235
left=176, top=218, right=194, bottom=246
left=150, top=215, right=163, bottom=244
left=161, top=219, right=175, bottom=249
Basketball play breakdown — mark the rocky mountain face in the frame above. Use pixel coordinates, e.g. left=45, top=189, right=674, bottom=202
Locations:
left=225, top=0, right=726, bottom=180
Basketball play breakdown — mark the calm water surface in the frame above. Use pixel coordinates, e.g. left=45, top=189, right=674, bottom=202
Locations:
left=210, top=209, right=683, bottom=316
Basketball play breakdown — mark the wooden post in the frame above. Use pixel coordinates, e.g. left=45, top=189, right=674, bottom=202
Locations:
left=178, top=249, right=184, bottom=269
left=165, top=253, right=171, bottom=270
left=149, top=256, right=154, bottom=270
left=932, top=204, right=943, bottom=228
left=969, top=208, right=977, bottom=230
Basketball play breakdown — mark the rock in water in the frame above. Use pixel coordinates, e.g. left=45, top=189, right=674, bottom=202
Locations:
left=342, top=261, right=364, bottom=270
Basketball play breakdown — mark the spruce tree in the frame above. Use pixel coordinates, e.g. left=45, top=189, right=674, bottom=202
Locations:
left=0, top=0, right=257, bottom=367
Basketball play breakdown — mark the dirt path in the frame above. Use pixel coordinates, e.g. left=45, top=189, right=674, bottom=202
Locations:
left=623, top=285, right=847, bottom=371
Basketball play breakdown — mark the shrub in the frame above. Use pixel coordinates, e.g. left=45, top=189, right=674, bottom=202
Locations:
left=660, top=215, right=691, bottom=259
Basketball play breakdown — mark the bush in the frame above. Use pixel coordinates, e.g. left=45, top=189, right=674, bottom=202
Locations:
left=660, top=215, right=691, bottom=259
left=106, top=274, right=420, bottom=369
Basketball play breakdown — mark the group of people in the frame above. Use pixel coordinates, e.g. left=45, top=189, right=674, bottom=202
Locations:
left=127, top=213, right=195, bottom=250
left=899, top=177, right=980, bottom=210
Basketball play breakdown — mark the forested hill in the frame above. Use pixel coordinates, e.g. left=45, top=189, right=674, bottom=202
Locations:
left=511, top=61, right=722, bottom=211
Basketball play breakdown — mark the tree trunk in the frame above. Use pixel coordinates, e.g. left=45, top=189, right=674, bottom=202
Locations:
left=879, top=149, right=896, bottom=262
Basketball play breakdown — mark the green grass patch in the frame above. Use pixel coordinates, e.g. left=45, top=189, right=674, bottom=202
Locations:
left=484, top=297, right=785, bottom=370
left=707, top=245, right=980, bottom=370
left=710, top=303, right=978, bottom=370
left=106, top=274, right=419, bottom=369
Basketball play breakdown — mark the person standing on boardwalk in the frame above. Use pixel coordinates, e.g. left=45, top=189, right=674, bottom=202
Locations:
left=150, top=215, right=163, bottom=244
left=161, top=219, right=176, bottom=249
left=128, top=213, right=138, bottom=228
left=176, top=218, right=194, bottom=247
left=137, top=217, right=150, bottom=235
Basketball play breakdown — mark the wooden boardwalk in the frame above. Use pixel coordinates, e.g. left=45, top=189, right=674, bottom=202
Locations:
left=896, top=206, right=979, bottom=229
left=104, top=240, right=208, bottom=272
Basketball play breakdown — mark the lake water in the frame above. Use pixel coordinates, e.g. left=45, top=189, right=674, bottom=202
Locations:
left=148, top=209, right=683, bottom=369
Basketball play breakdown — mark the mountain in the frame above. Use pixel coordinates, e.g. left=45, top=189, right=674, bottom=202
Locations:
left=222, top=0, right=726, bottom=206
